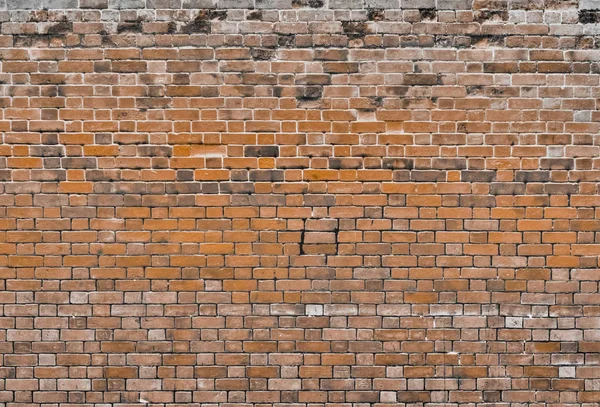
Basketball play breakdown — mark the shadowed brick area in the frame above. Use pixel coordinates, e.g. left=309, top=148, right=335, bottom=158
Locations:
left=0, top=0, right=600, bottom=405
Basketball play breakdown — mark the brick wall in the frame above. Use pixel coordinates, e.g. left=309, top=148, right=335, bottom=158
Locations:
left=1, top=0, right=600, bottom=405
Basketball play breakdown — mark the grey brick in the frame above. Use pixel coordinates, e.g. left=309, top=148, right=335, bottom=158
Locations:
left=182, top=0, right=216, bottom=7
left=249, top=169, right=284, bottom=182
left=220, top=182, right=254, bottom=194
left=401, top=0, right=434, bottom=8
left=515, top=171, right=550, bottom=183
left=255, top=0, right=292, bottom=8
left=250, top=195, right=285, bottom=206
left=489, top=182, right=526, bottom=196
left=432, top=158, right=466, bottom=170
left=147, top=0, right=182, bottom=7
left=85, top=170, right=122, bottom=181
left=365, top=0, right=399, bottom=7
left=461, top=171, right=496, bottom=182
left=545, top=183, right=578, bottom=195
left=329, top=0, right=365, bottom=8
left=6, top=0, right=42, bottom=9
left=574, top=111, right=592, bottom=122
left=580, top=0, right=600, bottom=9
left=304, top=195, right=335, bottom=206
left=436, top=0, right=472, bottom=9
left=137, top=146, right=173, bottom=157
left=0, top=170, right=11, bottom=181
left=6, top=182, right=41, bottom=194
left=34, top=194, right=69, bottom=207
left=80, top=0, right=109, bottom=7
left=244, top=146, right=279, bottom=158
left=108, top=0, right=146, bottom=8
left=217, top=0, right=254, bottom=7
left=540, top=158, right=574, bottom=170
left=460, top=195, right=496, bottom=208
left=62, top=158, right=97, bottom=169
left=382, top=158, right=413, bottom=169
left=44, top=0, right=78, bottom=8
left=166, top=183, right=202, bottom=194
left=410, top=170, right=445, bottom=182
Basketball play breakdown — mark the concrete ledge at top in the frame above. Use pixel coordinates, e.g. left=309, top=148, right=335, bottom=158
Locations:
left=1, top=0, right=476, bottom=10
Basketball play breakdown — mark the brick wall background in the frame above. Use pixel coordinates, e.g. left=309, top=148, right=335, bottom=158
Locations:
left=1, top=0, right=600, bottom=405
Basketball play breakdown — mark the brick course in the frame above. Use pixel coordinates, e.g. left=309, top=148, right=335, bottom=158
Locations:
left=0, top=0, right=599, bottom=405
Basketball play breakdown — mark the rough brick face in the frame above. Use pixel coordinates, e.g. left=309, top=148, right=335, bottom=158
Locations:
left=0, top=0, right=599, bottom=405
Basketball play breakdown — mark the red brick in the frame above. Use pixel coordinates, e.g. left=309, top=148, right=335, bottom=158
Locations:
left=0, top=3, right=594, bottom=404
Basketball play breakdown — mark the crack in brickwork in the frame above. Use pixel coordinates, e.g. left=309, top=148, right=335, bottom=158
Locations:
left=0, top=0, right=599, bottom=405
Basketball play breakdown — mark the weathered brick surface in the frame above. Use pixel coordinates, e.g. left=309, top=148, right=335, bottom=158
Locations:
left=0, top=0, right=599, bottom=405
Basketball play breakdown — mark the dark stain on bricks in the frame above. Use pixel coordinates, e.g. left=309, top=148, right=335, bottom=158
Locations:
left=251, top=48, right=275, bottom=60
left=461, top=170, right=497, bottom=182
left=540, top=158, right=574, bottom=170
left=137, top=146, right=172, bottom=157
left=483, top=391, right=502, bottom=403
left=579, top=10, right=600, bottom=24
left=368, top=96, right=384, bottom=108
left=117, top=20, right=143, bottom=34
left=367, top=9, right=385, bottom=21
left=515, top=171, right=550, bottom=183
left=29, top=10, right=48, bottom=22
left=382, top=158, right=414, bottom=170
left=292, top=0, right=325, bottom=8
left=184, top=9, right=227, bottom=34
left=583, top=37, right=598, bottom=48
left=273, top=86, right=284, bottom=97
left=420, top=8, right=436, bottom=20
left=296, top=86, right=323, bottom=102
left=244, top=146, right=279, bottom=158
left=209, top=10, right=228, bottom=20
left=249, top=169, right=284, bottom=182
left=278, top=34, right=295, bottom=47
left=176, top=170, right=194, bottom=181
left=184, top=13, right=211, bottom=33
left=329, top=158, right=362, bottom=169
left=466, top=85, right=484, bottom=95
left=489, top=87, right=506, bottom=96
left=101, top=35, right=117, bottom=47
left=247, top=10, right=263, bottom=20
left=341, top=21, right=371, bottom=39
left=471, top=35, right=506, bottom=47
left=474, top=9, right=508, bottom=23
left=434, top=36, right=454, bottom=48
left=385, top=86, right=408, bottom=96
left=489, top=182, right=525, bottom=195
left=47, top=18, right=72, bottom=34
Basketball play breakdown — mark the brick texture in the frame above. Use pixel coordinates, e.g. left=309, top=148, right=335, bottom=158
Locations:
left=0, top=0, right=599, bottom=405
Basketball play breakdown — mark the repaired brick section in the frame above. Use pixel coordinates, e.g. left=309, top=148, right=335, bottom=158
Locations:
left=0, top=0, right=599, bottom=405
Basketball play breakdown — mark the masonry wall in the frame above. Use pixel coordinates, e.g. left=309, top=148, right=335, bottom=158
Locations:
left=0, top=0, right=600, bottom=405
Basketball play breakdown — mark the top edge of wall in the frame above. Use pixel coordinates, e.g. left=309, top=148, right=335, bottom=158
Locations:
left=0, top=0, right=583, bottom=11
